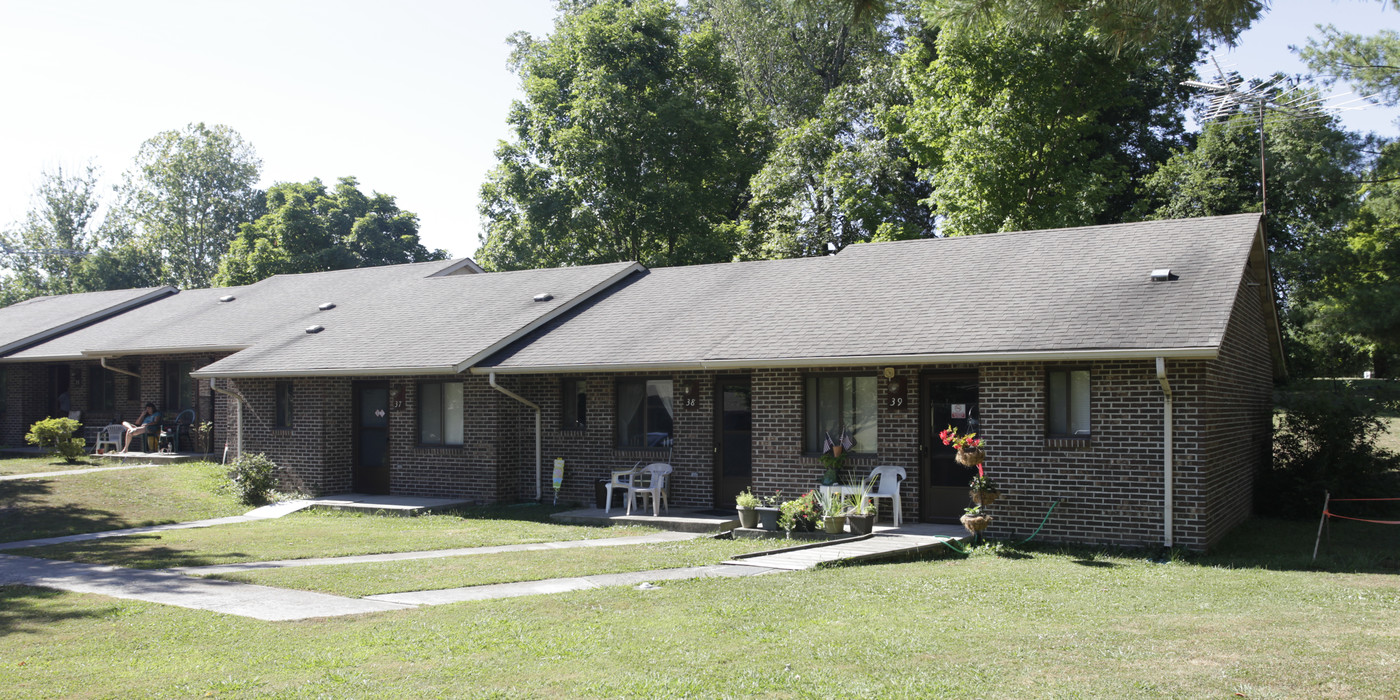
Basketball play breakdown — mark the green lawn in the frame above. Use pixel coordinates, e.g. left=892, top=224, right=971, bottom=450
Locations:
left=0, top=461, right=246, bottom=544
left=23, top=506, right=664, bottom=569
left=2, top=518, right=1397, bottom=698
left=0, top=455, right=102, bottom=476
left=205, top=536, right=783, bottom=596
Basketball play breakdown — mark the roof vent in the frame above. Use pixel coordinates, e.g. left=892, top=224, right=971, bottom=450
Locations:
left=533, top=293, right=554, bottom=302
left=1149, top=269, right=1178, bottom=282
left=305, top=324, right=325, bottom=334
left=318, top=302, right=336, bottom=311
left=218, top=295, right=236, bottom=303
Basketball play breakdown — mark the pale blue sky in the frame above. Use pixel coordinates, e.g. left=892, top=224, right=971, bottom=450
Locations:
left=0, top=0, right=1395, bottom=261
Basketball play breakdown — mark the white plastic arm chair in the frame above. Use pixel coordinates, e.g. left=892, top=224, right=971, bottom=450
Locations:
left=626, top=463, right=672, bottom=516
left=94, top=424, right=124, bottom=455
left=866, top=465, right=906, bottom=527
left=604, top=462, right=643, bottom=514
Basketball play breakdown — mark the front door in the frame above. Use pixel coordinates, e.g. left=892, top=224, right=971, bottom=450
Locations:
left=921, top=373, right=980, bottom=523
left=48, top=365, right=70, bottom=418
left=352, top=381, right=391, bottom=494
left=713, top=376, right=752, bottom=508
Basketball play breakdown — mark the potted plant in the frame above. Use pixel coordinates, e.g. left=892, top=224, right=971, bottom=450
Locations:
left=968, top=475, right=1000, bottom=506
left=778, top=490, right=822, bottom=533
left=819, top=429, right=854, bottom=485
left=735, top=488, right=760, bottom=529
left=940, top=426, right=985, bottom=467
left=814, top=488, right=849, bottom=535
left=960, top=505, right=992, bottom=536
left=846, top=479, right=878, bottom=535
left=756, top=490, right=782, bottom=530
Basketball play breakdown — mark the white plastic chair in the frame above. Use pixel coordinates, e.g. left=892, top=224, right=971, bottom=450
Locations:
left=94, top=424, right=124, bottom=455
left=604, top=462, right=643, bottom=514
left=626, top=463, right=672, bottom=516
left=866, top=465, right=906, bottom=527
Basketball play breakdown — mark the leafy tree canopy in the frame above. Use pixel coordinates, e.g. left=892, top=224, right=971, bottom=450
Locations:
left=1299, top=1, right=1400, bottom=109
left=922, top=0, right=1264, bottom=50
left=0, top=164, right=104, bottom=305
left=214, top=177, right=446, bottom=286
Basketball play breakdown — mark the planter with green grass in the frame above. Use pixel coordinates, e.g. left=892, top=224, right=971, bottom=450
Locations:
left=846, top=479, right=877, bottom=534
left=735, top=488, right=759, bottom=529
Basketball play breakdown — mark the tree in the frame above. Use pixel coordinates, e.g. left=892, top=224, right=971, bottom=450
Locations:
left=477, top=0, right=761, bottom=271
left=122, top=123, right=263, bottom=288
left=0, top=165, right=104, bottom=305
left=1299, top=1, right=1400, bottom=109
left=214, top=177, right=447, bottom=286
left=922, top=0, right=1264, bottom=50
left=900, top=20, right=1199, bottom=236
left=698, top=0, right=932, bottom=257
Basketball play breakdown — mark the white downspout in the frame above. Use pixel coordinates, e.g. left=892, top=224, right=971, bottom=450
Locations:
left=99, top=356, right=140, bottom=379
left=1155, top=357, right=1173, bottom=549
left=209, top=378, right=246, bottom=461
left=489, top=372, right=542, bottom=501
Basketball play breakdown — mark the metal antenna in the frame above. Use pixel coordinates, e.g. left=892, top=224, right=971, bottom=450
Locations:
left=1182, top=57, right=1380, bottom=217
left=0, top=241, right=90, bottom=258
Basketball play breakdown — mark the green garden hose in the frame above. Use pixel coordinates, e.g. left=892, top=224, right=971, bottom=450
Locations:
left=935, top=500, right=1060, bottom=556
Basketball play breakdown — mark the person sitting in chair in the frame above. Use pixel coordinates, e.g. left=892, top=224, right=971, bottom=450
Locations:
left=122, top=403, right=162, bottom=453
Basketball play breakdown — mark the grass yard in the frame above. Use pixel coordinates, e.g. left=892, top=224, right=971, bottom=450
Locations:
left=22, top=506, right=665, bottom=569
left=0, top=460, right=246, bottom=544
left=204, top=536, right=783, bottom=596
left=2, top=518, right=1398, bottom=698
left=0, top=455, right=102, bottom=476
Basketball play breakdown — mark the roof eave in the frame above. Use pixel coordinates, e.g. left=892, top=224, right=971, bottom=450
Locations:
left=192, top=365, right=461, bottom=379
left=0, top=286, right=178, bottom=357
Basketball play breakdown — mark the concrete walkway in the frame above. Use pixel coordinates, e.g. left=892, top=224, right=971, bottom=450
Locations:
left=0, top=462, right=162, bottom=481
left=174, top=530, right=702, bottom=575
left=0, top=553, right=410, bottom=621
left=367, top=563, right=778, bottom=606
left=0, top=500, right=313, bottom=551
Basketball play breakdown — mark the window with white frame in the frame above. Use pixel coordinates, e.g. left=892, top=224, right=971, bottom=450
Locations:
left=803, top=375, right=878, bottom=454
left=419, top=381, right=464, bottom=446
left=1046, top=369, right=1091, bottom=437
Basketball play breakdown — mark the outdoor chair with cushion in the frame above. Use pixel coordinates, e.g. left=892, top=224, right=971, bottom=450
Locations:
left=626, top=462, right=672, bottom=517
left=94, top=424, right=124, bottom=455
left=866, top=465, right=907, bottom=527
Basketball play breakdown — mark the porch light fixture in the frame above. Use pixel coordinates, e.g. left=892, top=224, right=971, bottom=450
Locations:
left=318, top=302, right=336, bottom=311
left=219, top=295, right=236, bottom=302
left=305, top=324, right=324, bottom=334
left=1149, top=269, right=1177, bottom=282
left=533, top=293, right=553, bottom=302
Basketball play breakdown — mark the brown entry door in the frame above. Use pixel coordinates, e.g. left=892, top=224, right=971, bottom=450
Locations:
left=921, top=373, right=980, bottom=522
left=352, top=382, right=391, bottom=494
left=714, top=376, right=752, bottom=508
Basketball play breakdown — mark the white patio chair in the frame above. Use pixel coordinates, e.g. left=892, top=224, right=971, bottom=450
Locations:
left=604, top=462, right=643, bottom=514
left=94, top=424, right=124, bottom=455
left=626, top=463, right=672, bottom=517
left=866, top=465, right=906, bottom=527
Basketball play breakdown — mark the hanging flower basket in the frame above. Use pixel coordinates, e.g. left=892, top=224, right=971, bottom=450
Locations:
left=960, top=512, right=993, bottom=535
left=955, top=446, right=986, bottom=467
left=969, top=489, right=1000, bottom=506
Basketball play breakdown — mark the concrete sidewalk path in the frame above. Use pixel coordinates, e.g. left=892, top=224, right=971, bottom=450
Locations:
left=367, top=563, right=779, bottom=606
left=174, top=530, right=703, bottom=576
left=0, top=553, right=412, bottom=620
left=0, top=462, right=161, bottom=481
left=0, top=500, right=313, bottom=551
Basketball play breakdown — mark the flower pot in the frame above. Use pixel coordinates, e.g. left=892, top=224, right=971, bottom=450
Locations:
left=823, top=515, right=846, bottom=534
left=756, top=506, right=781, bottom=531
left=821, top=469, right=839, bottom=486
left=955, top=447, right=985, bottom=467
left=847, top=512, right=875, bottom=535
left=969, top=489, right=1000, bottom=506
left=737, top=507, right=759, bottom=529
left=960, top=513, right=993, bottom=535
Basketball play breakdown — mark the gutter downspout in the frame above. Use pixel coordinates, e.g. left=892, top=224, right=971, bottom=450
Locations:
left=209, top=378, right=247, bottom=461
left=1155, top=357, right=1173, bottom=549
left=99, top=356, right=140, bottom=379
left=489, top=372, right=542, bottom=502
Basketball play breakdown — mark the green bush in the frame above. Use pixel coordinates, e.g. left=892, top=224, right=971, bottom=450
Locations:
left=25, top=417, right=87, bottom=463
left=227, top=453, right=281, bottom=505
left=1263, top=382, right=1400, bottom=518
left=778, top=490, right=822, bottom=532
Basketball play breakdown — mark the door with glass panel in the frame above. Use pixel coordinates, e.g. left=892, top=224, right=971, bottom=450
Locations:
left=352, top=381, right=390, bottom=494
left=920, top=373, right=979, bottom=523
left=714, top=376, right=752, bottom=508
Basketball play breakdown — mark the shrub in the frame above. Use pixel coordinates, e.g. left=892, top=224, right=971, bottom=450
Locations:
left=25, top=417, right=87, bottom=463
left=1263, top=382, right=1400, bottom=518
left=778, top=490, right=822, bottom=532
left=227, top=453, right=281, bottom=505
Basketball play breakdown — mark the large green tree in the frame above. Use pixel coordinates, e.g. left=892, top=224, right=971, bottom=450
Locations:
left=214, top=177, right=447, bottom=286
left=900, top=19, right=1199, bottom=236
left=122, top=122, right=263, bottom=288
left=1299, top=1, right=1400, bottom=109
left=0, top=165, right=104, bottom=305
left=922, top=0, right=1264, bottom=49
left=477, top=0, right=761, bottom=271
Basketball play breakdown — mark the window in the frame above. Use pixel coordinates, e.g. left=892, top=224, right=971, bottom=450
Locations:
left=419, top=381, right=464, bottom=446
left=126, top=363, right=140, bottom=401
left=616, top=378, right=674, bottom=448
left=0, top=366, right=7, bottom=413
left=1047, top=369, right=1091, bottom=437
left=90, top=366, right=116, bottom=412
left=804, top=375, right=878, bottom=454
left=561, top=378, right=587, bottom=431
left=163, top=360, right=195, bottom=413
left=274, top=381, right=294, bottom=429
